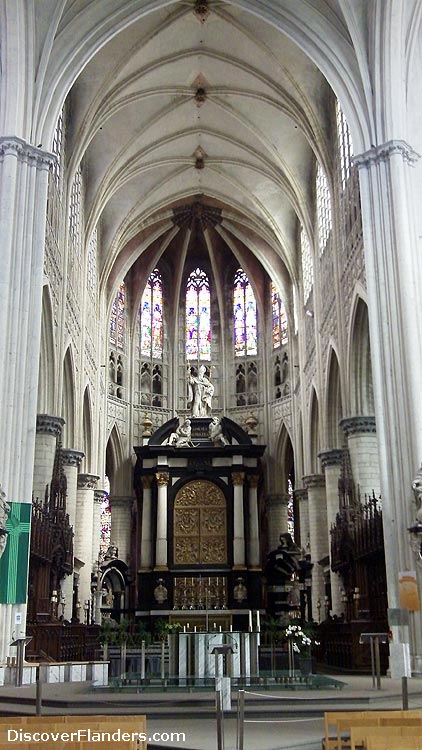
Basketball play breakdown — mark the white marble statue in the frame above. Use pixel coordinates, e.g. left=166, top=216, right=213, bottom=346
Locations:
left=0, top=485, right=10, bottom=560
left=168, top=418, right=193, bottom=447
left=412, top=463, right=422, bottom=522
left=209, top=416, right=228, bottom=446
left=187, top=365, right=214, bottom=417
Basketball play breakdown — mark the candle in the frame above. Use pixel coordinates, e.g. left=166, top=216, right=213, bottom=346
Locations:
left=187, top=622, right=189, bottom=629
left=256, top=610, right=261, bottom=632
left=183, top=626, right=186, bottom=632
left=213, top=622, right=216, bottom=629
left=194, top=626, right=197, bottom=633
left=229, top=624, right=233, bottom=632
left=219, top=625, right=222, bottom=632
left=248, top=610, right=252, bottom=632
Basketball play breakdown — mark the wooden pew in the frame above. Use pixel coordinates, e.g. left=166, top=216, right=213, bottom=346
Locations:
left=350, top=724, right=422, bottom=750
left=0, top=715, right=146, bottom=750
left=323, top=709, right=422, bottom=750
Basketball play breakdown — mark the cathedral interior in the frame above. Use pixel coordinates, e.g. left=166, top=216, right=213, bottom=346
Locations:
left=1, top=0, right=422, bottom=679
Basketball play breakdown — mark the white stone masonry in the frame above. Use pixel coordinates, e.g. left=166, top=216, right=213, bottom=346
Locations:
left=303, top=475, right=328, bottom=620
left=110, top=496, right=133, bottom=566
left=33, top=415, right=64, bottom=501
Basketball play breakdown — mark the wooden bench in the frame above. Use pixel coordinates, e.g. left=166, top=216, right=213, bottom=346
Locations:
left=323, top=709, right=422, bottom=750
left=350, top=725, right=422, bottom=750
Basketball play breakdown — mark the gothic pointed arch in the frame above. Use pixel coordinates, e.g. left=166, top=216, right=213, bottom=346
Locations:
left=106, top=423, right=125, bottom=495
left=349, top=296, right=374, bottom=416
left=37, top=285, right=56, bottom=414
left=82, top=386, right=93, bottom=473
left=275, top=422, right=295, bottom=494
left=325, top=347, right=343, bottom=449
left=309, top=388, right=320, bottom=473
left=61, top=347, right=76, bottom=448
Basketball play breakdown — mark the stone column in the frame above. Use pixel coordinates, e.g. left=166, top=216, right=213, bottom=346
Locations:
left=110, top=496, right=132, bottom=566
left=303, top=475, right=328, bottom=620
left=265, top=494, right=289, bottom=551
left=0, top=138, right=53, bottom=662
left=319, top=449, right=344, bottom=616
left=60, top=449, right=84, bottom=620
left=232, top=472, right=245, bottom=568
left=155, top=472, right=169, bottom=570
left=340, top=417, right=380, bottom=498
left=356, top=141, right=422, bottom=675
left=140, top=476, right=153, bottom=570
left=295, top=488, right=309, bottom=551
left=75, top=474, right=99, bottom=611
left=33, top=415, right=65, bottom=501
left=247, top=474, right=260, bottom=568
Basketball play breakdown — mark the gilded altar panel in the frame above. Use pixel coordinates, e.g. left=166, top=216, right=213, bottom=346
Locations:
left=173, top=480, right=227, bottom=564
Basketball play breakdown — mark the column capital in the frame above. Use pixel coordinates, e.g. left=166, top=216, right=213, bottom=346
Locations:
left=354, top=140, right=420, bottom=169
left=155, top=471, right=169, bottom=487
left=340, top=415, right=376, bottom=436
left=302, top=474, right=325, bottom=489
left=248, top=474, right=259, bottom=489
left=77, top=473, right=99, bottom=490
left=94, top=489, right=107, bottom=503
left=0, top=136, right=56, bottom=171
left=110, top=495, right=132, bottom=507
left=141, top=475, right=153, bottom=490
left=36, top=414, right=65, bottom=438
left=318, top=449, right=344, bottom=469
left=294, top=488, right=308, bottom=503
left=232, top=471, right=245, bottom=486
left=61, top=448, right=84, bottom=468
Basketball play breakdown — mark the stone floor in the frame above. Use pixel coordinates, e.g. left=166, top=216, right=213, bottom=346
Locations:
left=1, top=674, right=422, bottom=750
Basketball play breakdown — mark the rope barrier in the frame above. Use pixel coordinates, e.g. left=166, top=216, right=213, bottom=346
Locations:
left=242, top=689, right=316, bottom=701
left=244, top=717, right=322, bottom=724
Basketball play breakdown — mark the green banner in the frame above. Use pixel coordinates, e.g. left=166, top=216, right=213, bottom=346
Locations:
left=0, top=502, right=31, bottom=604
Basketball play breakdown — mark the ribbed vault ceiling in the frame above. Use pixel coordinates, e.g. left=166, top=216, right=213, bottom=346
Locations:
left=63, top=1, right=338, bottom=301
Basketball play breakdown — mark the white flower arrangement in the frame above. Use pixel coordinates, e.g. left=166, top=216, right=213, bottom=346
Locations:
left=283, top=623, right=320, bottom=656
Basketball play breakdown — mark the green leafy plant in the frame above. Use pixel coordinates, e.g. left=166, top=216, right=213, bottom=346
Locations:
left=154, top=619, right=183, bottom=641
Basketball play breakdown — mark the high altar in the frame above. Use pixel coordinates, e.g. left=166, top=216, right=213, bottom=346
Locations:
left=133, top=401, right=266, bottom=629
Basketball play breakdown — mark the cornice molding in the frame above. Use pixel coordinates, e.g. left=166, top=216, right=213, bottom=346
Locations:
left=61, top=448, right=85, bottom=468
left=354, top=140, right=420, bottom=169
left=318, top=449, right=344, bottom=469
left=0, top=136, right=56, bottom=171
left=340, top=416, right=376, bottom=436
left=36, top=414, right=65, bottom=438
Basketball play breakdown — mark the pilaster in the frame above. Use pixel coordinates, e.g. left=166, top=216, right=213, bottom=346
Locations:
left=110, top=496, right=132, bottom=566
left=356, top=139, right=422, bottom=675
left=0, top=137, right=54, bottom=663
left=32, top=415, right=65, bottom=501
left=340, top=417, right=380, bottom=497
left=303, top=474, right=327, bottom=617
left=319, top=449, right=344, bottom=616
left=74, top=474, right=99, bottom=608
left=232, top=471, right=246, bottom=568
left=155, top=472, right=169, bottom=570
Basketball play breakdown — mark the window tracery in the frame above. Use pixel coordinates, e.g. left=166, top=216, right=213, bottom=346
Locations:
left=300, top=227, right=313, bottom=304
left=110, top=282, right=126, bottom=350
left=87, top=227, right=98, bottom=294
left=140, top=269, right=163, bottom=359
left=316, top=164, right=332, bottom=255
left=271, top=282, right=288, bottom=347
left=186, top=268, right=211, bottom=361
left=69, top=165, right=83, bottom=259
left=233, top=269, right=257, bottom=357
left=336, top=99, right=354, bottom=191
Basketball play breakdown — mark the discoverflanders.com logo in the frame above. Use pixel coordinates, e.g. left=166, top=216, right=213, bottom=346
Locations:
left=0, top=718, right=186, bottom=748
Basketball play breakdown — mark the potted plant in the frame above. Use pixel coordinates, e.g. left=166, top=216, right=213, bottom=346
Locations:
left=282, top=622, right=319, bottom=675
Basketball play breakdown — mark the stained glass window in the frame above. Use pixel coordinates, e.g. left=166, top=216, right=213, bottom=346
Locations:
left=271, top=282, right=288, bottom=348
left=140, top=269, right=163, bottom=359
left=185, top=268, right=211, bottom=360
left=110, top=281, right=126, bottom=349
left=99, top=476, right=111, bottom=561
left=316, top=163, right=332, bottom=255
left=287, top=477, right=295, bottom=539
left=336, top=99, right=354, bottom=190
left=300, top=227, right=313, bottom=304
left=233, top=269, right=257, bottom=357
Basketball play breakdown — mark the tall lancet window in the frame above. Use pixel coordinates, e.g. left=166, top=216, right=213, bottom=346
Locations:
left=271, top=282, right=288, bottom=348
left=110, top=282, right=126, bottom=350
left=233, top=269, right=257, bottom=357
left=186, top=268, right=211, bottom=361
left=141, top=269, right=163, bottom=359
